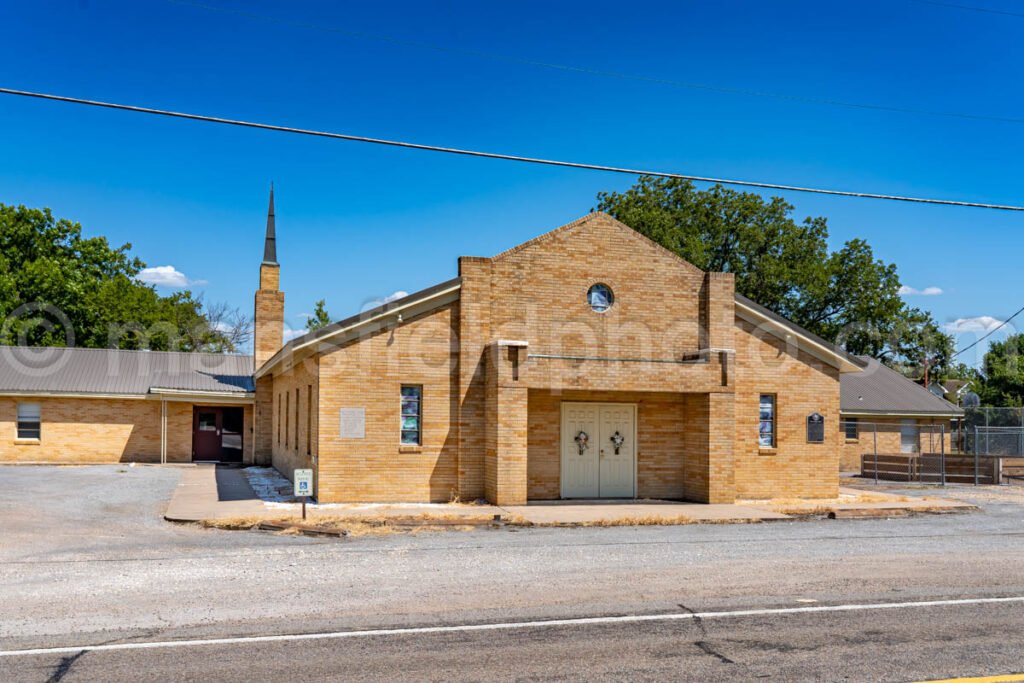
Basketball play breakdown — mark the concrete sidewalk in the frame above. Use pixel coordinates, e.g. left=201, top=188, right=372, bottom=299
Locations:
left=164, top=465, right=973, bottom=526
left=164, top=465, right=268, bottom=521
left=164, top=465, right=792, bottom=524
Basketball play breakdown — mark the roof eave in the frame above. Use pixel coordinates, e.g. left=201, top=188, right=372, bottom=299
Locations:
left=840, top=409, right=964, bottom=418
left=148, top=387, right=255, bottom=401
left=255, top=278, right=462, bottom=379
left=734, top=298, right=862, bottom=373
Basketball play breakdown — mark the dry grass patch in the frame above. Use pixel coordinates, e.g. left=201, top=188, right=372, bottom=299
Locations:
left=506, top=514, right=760, bottom=528
left=200, top=512, right=497, bottom=537
left=200, top=516, right=265, bottom=530
left=842, top=491, right=913, bottom=503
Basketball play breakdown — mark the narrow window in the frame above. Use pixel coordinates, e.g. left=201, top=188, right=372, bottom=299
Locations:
left=844, top=417, right=859, bottom=441
left=17, top=402, right=41, bottom=440
left=285, top=391, right=290, bottom=449
left=758, top=394, right=776, bottom=448
left=277, top=394, right=281, bottom=445
left=400, top=385, right=422, bottom=445
left=294, top=388, right=300, bottom=452
left=900, top=419, right=919, bottom=454
left=306, top=385, right=313, bottom=455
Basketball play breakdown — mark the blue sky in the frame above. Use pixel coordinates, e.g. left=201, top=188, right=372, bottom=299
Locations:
left=0, top=0, right=1021, bottom=362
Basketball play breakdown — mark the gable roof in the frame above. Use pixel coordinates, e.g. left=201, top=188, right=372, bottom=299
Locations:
left=0, top=347, right=254, bottom=397
left=734, top=294, right=864, bottom=373
left=254, top=277, right=462, bottom=378
left=840, top=356, right=963, bottom=417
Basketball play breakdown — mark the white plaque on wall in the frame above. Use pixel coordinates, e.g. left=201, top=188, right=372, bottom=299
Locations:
left=339, top=408, right=366, bottom=439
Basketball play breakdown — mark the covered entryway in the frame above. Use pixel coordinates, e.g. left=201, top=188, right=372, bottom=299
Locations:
left=192, top=406, right=245, bottom=462
left=560, top=402, right=636, bottom=498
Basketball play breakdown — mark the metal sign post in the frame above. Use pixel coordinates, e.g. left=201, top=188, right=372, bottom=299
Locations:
left=294, top=468, right=313, bottom=521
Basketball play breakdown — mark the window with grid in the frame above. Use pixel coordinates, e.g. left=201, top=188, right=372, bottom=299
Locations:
left=277, top=394, right=281, bottom=445
left=306, top=385, right=313, bottom=455
left=400, top=386, right=422, bottom=445
left=285, top=391, right=290, bottom=449
left=17, top=403, right=41, bottom=440
left=294, top=388, right=300, bottom=452
left=758, top=394, right=776, bottom=448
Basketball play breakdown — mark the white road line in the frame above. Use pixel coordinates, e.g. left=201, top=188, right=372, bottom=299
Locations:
left=2, top=595, right=1023, bottom=658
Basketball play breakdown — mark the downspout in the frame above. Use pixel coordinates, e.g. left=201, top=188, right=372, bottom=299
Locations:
left=160, top=399, right=168, bottom=464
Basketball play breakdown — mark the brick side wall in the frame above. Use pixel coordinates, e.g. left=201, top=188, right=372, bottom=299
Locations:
left=733, top=317, right=841, bottom=499
left=254, top=375, right=274, bottom=466
left=0, top=397, right=253, bottom=464
left=269, top=358, right=319, bottom=485
left=316, top=303, right=459, bottom=503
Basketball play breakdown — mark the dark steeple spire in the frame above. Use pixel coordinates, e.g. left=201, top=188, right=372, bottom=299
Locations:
left=262, top=183, right=277, bottom=265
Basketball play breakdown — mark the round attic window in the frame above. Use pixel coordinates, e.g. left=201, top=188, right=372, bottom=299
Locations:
left=587, top=283, right=614, bottom=313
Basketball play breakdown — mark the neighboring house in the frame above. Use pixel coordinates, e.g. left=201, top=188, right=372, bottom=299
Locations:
left=839, top=356, right=963, bottom=471
left=0, top=348, right=254, bottom=463
left=6, top=191, right=948, bottom=504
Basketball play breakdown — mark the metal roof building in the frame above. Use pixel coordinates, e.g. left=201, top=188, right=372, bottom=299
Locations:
left=840, top=356, right=962, bottom=417
left=0, top=346, right=254, bottom=398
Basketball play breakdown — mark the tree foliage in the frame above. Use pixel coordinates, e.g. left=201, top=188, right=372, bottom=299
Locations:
left=596, top=177, right=953, bottom=372
left=0, top=203, right=239, bottom=352
left=306, top=299, right=332, bottom=331
left=975, top=334, right=1024, bottom=407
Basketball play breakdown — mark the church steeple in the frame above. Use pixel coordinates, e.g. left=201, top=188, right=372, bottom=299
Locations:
left=254, top=184, right=284, bottom=369
left=263, top=183, right=277, bottom=265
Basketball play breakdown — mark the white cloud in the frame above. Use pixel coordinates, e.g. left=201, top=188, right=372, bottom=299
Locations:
left=138, top=265, right=206, bottom=288
left=360, top=290, right=409, bottom=312
left=283, top=325, right=307, bottom=343
left=943, top=316, right=1006, bottom=333
left=899, top=285, right=944, bottom=296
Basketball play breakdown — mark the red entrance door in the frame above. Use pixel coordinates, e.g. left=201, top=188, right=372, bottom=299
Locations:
left=192, top=407, right=244, bottom=462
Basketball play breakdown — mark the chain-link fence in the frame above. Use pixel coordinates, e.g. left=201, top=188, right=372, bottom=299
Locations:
left=956, top=407, right=1024, bottom=457
left=843, top=421, right=956, bottom=484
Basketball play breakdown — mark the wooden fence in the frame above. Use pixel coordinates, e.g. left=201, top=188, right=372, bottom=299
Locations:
left=860, top=453, right=1001, bottom=485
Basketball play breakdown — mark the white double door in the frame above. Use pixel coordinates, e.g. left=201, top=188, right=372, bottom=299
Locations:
left=560, top=402, right=636, bottom=498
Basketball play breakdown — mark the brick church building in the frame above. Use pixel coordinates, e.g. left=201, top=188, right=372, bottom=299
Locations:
left=0, top=191, right=960, bottom=503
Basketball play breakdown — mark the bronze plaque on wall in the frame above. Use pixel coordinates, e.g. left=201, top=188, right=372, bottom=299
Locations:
left=806, top=412, right=825, bottom=443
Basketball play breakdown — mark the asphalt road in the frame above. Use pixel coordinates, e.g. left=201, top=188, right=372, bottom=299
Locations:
left=3, top=466, right=1024, bottom=681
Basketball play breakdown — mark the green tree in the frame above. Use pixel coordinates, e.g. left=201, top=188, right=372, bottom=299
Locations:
left=0, top=203, right=237, bottom=352
left=306, top=299, right=332, bottom=331
left=975, top=334, right=1024, bottom=406
left=596, top=177, right=952, bottom=372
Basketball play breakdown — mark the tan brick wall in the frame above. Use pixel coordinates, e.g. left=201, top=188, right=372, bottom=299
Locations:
left=839, top=416, right=953, bottom=471
left=733, top=317, right=841, bottom=499
left=254, top=375, right=274, bottom=466
left=316, top=303, right=458, bottom=503
left=0, top=396, right=253, bottom=464
left=456, top=257, right=490, bottom=500
left=484, top=343, right=528, bottom=505
left=269, top=359, right=318, bottom=485
left=254, top=263, right=284, bottom=369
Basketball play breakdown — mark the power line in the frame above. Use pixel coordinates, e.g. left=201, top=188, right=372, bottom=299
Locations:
left=953, top=305, right=1024, bottom=358
left=167, top=0, right=1024, bottom=126
left=910, top=0, right=1024, bottom=18
left=2, top=85, right=1023, bottom=211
